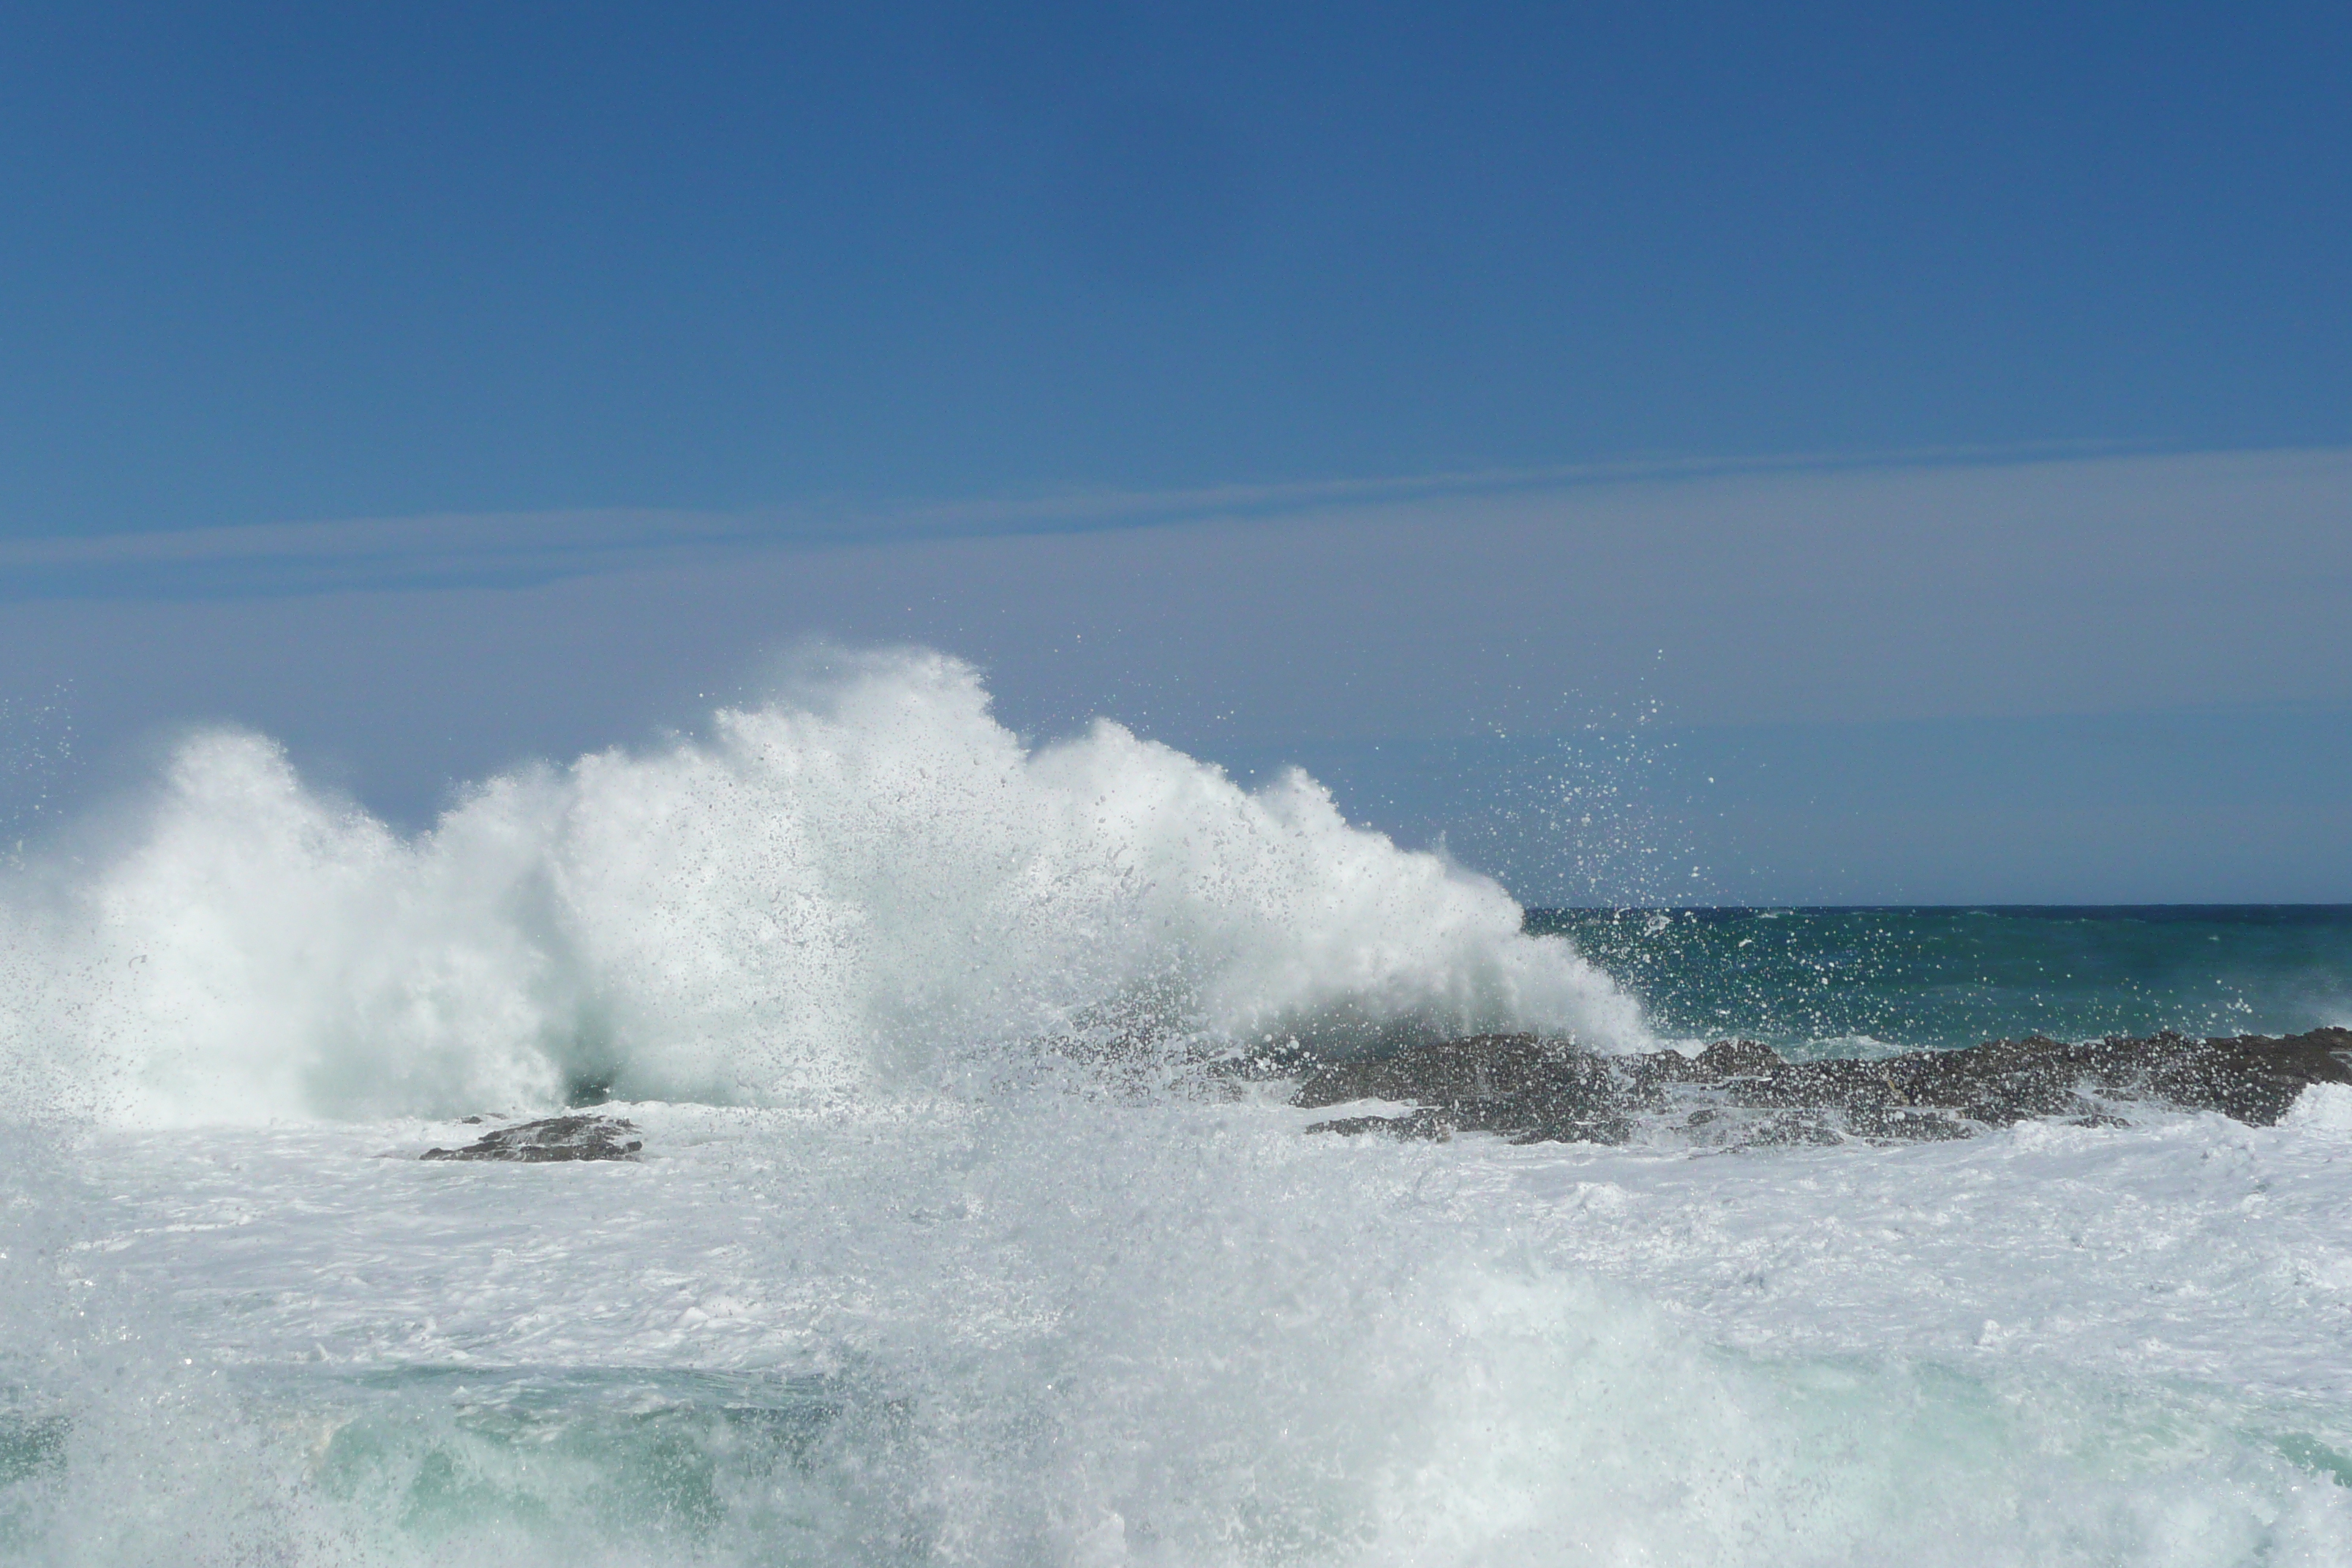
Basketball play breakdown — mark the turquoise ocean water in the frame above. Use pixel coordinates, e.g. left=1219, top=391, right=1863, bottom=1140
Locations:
left=1537, top=905, right=2352, bottom=1055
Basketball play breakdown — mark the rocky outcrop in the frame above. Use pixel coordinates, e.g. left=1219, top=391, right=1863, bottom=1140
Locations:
left=1294, top=1028, right=2352, bottom=1147
left=421, top=1114, right=643, bottom=1162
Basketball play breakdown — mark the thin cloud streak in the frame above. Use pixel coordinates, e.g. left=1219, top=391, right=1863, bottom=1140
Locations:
left=0, top=443, right=2344, bottom=900
left=1, top=439, right=2160, bottom=600
left=0, top=440, right=2342, bottom=749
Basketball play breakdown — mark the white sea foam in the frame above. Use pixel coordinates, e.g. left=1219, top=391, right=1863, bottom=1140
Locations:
left=7, top=655, right=2351, bottom=1565
left=0, top=650, right=1646, bottom=1126
left=10, top=1090, right=2352, bottom=1566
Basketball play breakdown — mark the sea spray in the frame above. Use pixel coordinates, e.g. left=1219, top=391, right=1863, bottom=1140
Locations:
left=0, top=650, right=1645, bottom=1126
left=5, top=655, right=2351, bottom=1566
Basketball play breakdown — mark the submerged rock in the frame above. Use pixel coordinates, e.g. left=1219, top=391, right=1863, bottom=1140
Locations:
left=421, top=1114, right=643, bottom=1162
left=1294, top=1028, right=2352, bottom=1147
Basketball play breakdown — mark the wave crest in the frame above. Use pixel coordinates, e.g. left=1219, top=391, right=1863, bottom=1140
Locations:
left=1, top=650, right=1648, bottom=1123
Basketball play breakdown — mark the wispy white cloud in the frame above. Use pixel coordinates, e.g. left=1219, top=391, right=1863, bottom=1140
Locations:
left=1, top=443, right=2345, bottom=900
left=0, top=440, right=2149, bottom=600
left=1, top=441, right=2345, bottom=735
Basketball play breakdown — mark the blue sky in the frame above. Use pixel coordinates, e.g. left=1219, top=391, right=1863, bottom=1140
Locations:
left=2, top=2, right=2348, bottom=900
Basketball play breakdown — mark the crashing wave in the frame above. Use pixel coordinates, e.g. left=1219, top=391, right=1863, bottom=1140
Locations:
left=0, top=649, right=1647, bottom=1123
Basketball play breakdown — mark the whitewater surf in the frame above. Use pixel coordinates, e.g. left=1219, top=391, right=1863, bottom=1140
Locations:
left=4, top=652, right=2350, bottom=1566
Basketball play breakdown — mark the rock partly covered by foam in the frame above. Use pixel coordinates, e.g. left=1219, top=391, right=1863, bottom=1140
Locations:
left=421, top=1114, right=643, bottom=1162
left=1294, top=1028, right=2352, bottom=1146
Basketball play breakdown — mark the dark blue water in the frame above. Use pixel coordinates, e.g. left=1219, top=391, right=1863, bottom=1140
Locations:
left=1533, top=905, right=2352, bottom=1055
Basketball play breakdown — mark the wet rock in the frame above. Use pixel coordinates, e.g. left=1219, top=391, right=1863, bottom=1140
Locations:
left=1296, top=1028, right=2352, bottom=1147
left=1292, top=1035, right=1635, bottom=1144
left=421, top=1114, right=643, bottom=1162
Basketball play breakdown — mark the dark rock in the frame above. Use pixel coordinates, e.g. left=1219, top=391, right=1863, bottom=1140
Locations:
left=1294, top=1028, right=2352, bottom=1147
left=1294, top=1035, right=1637, bottom=1145
left=421, top=1114, right=643, bottom=1163
left=1306, top=1109, right=1456, bottom=1140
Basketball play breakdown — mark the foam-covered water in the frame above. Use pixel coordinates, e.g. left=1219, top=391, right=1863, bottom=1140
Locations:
left=4, top=653, right=2350, bottom=1565
left=13, top=1092, right=2352, bottom=1566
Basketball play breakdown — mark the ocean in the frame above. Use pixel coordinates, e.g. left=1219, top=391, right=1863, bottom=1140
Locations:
left=4, top=653, right=2350, bottom=1566
left=1534, top=904, right=2352, bottom=1054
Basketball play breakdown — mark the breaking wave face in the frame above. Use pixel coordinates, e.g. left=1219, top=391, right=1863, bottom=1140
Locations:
left=0, top=649, right=1646, bottom=1124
